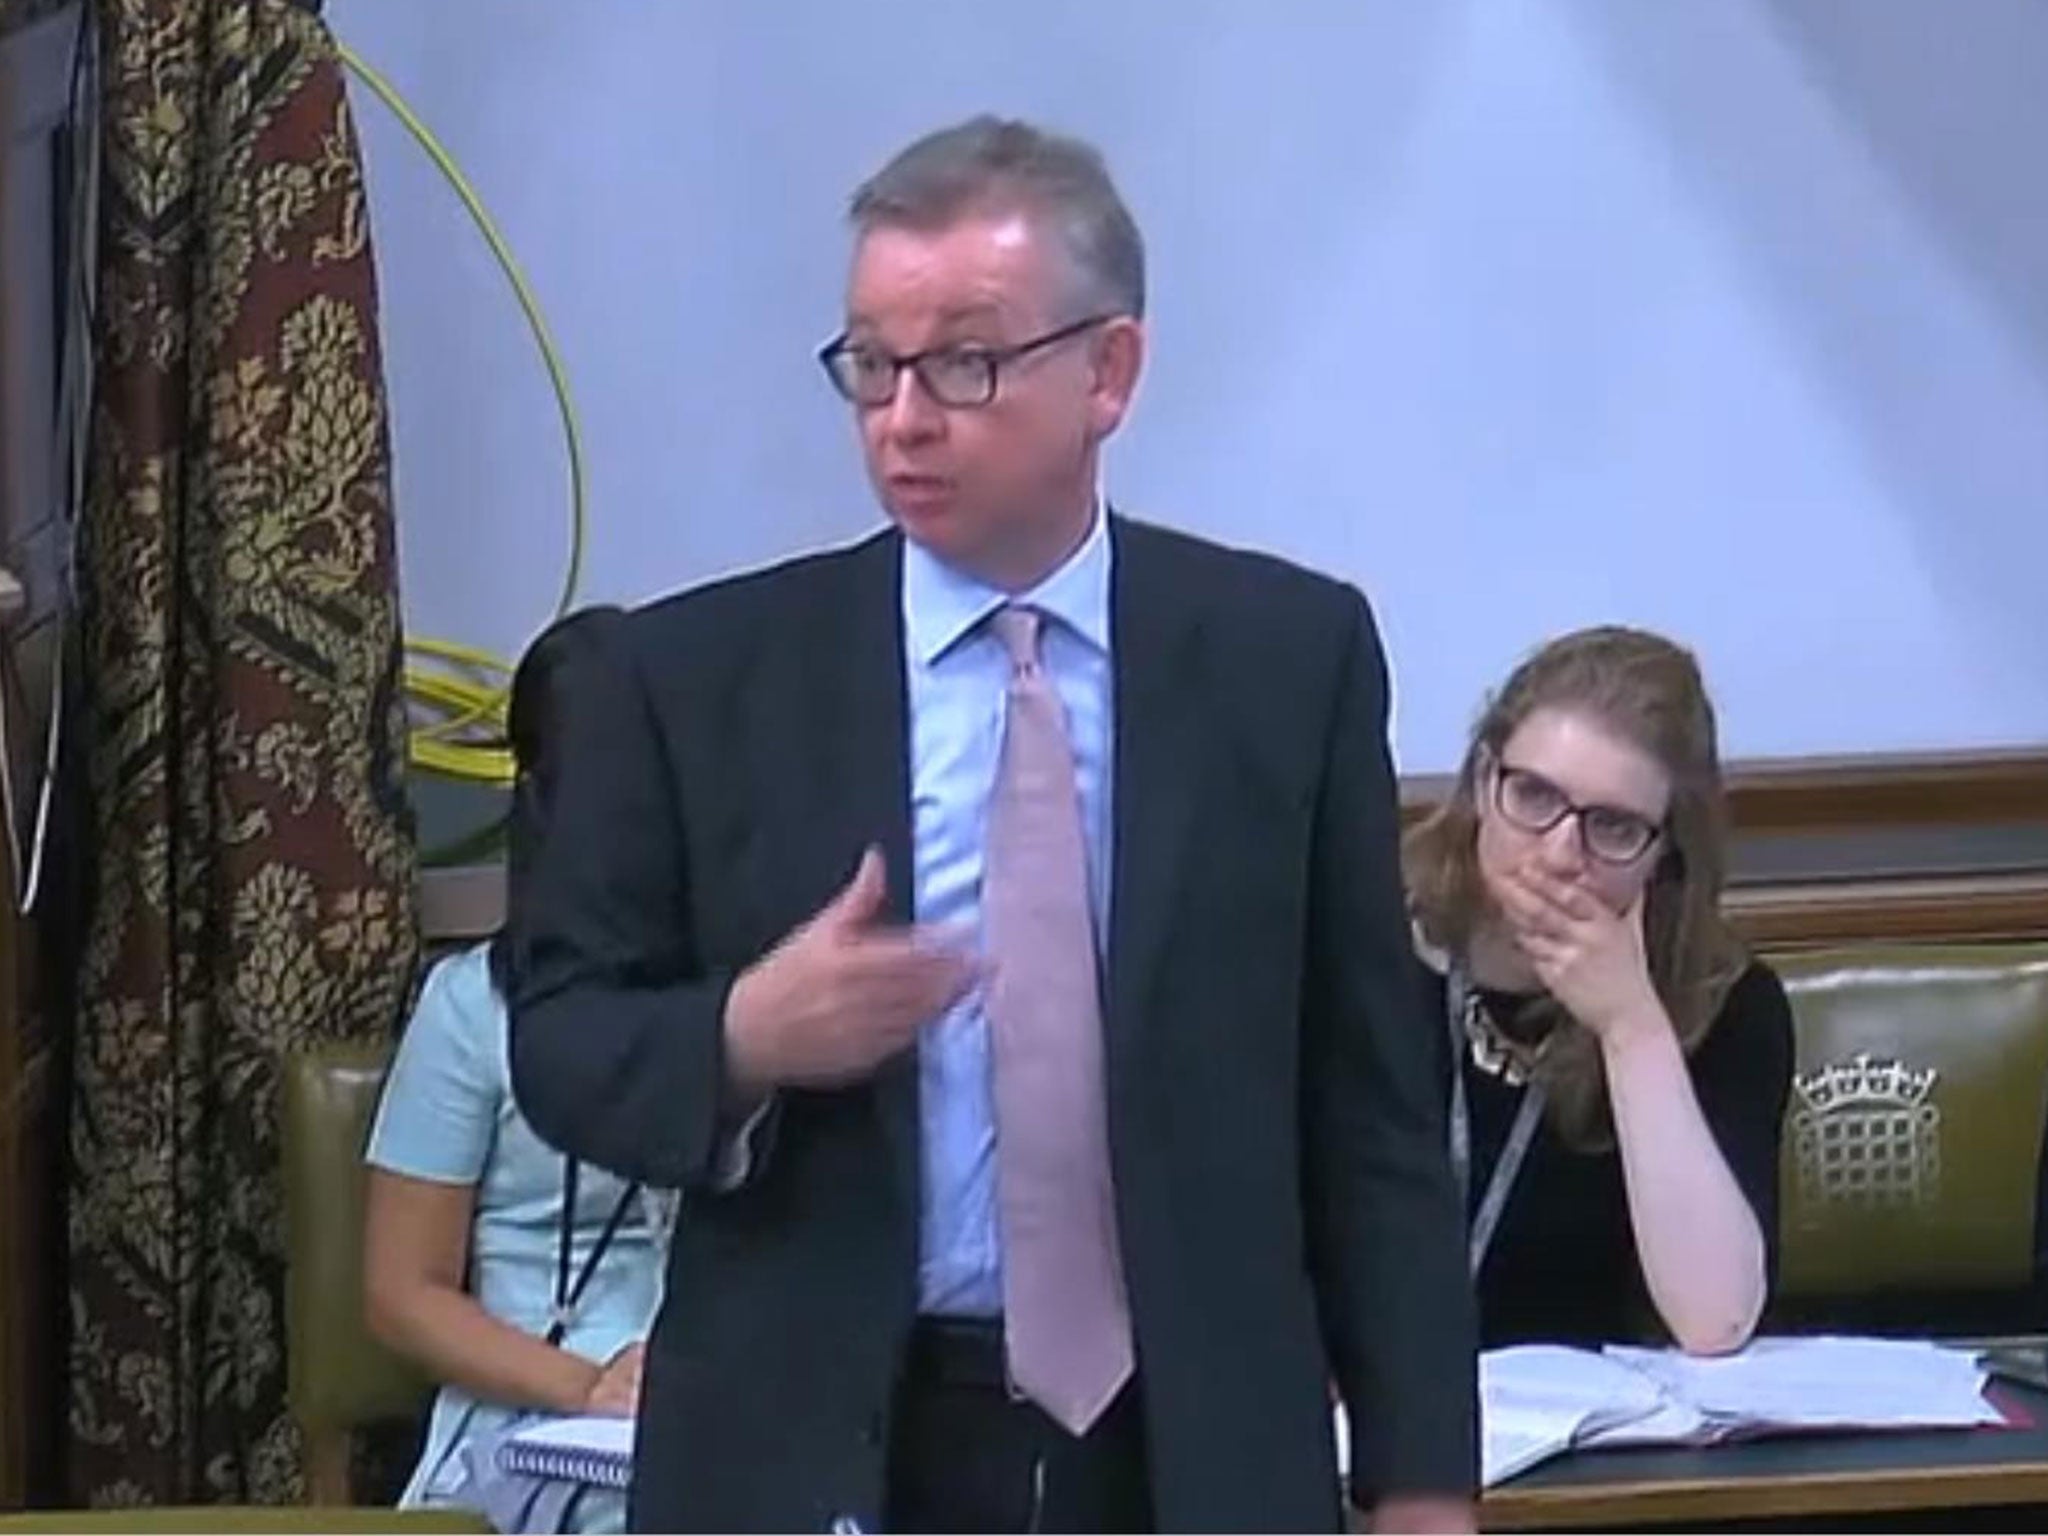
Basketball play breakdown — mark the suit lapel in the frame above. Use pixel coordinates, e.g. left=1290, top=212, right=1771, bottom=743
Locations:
left=805, top=530, right=913, bottom=917
left=806, top=531, right=921, bottom=1208
left=1106, top=518, right=1206, bottom=1068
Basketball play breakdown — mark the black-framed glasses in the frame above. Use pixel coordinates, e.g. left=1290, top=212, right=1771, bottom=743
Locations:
left=1490, top=761, right=1665, bottom=866
left=816, top=314, right=1115, bottom=408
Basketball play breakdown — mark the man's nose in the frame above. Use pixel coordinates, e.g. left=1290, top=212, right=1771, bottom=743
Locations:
left=877, top=366, right=945, bottom=442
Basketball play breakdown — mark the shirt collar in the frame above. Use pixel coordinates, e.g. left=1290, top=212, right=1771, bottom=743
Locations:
left=901, top=500, right=1112, bottom=666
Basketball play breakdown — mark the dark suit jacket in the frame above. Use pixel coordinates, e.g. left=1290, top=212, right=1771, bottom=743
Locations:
left=507, top=516, right=1477, bottom=1533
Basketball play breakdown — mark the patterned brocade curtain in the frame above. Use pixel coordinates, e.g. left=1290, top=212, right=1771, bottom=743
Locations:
left=66, top=0, right=417, bottom=1505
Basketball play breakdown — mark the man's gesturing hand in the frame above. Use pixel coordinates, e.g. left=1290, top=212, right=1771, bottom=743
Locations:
left=722, top=846, right=977, bottom=1098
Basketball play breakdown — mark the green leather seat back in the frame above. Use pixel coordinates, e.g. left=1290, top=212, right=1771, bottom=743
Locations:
left=1775, top=943, right=2048, bottom=1299
left=281, top=1046, right=431, bottom=1453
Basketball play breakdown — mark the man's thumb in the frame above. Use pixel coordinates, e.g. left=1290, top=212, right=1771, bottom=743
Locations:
left=821, top=845, right=887, bottom=929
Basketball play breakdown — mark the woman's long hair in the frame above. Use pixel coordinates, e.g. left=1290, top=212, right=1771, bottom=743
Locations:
left=1405, top=626, right=1749, bottom=1148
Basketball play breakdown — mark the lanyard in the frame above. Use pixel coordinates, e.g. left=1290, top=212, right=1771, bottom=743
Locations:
left=1447, top=964, right=1547, bottom=1278
left=548, top=1156, right=645, bottom=1347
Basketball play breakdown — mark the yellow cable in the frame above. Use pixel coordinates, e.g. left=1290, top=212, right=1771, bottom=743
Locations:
left=336, top=35, right=589, bottom=784
left=406, top=637, right=511, bottom=741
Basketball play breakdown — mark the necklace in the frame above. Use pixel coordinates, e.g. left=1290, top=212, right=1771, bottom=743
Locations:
left=1460, top=988, right=1550, bottom=1087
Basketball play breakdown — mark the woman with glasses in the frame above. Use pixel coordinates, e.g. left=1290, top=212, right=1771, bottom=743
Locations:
left=1403, top=625, right=1793, bottom=1354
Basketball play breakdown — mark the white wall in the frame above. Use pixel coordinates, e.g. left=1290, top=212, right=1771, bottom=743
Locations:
left=332, top=0, right=2048, bottom=773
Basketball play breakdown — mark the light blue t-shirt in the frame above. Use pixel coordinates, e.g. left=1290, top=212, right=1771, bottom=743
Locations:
left=366, top=944, right=668, bottom=1527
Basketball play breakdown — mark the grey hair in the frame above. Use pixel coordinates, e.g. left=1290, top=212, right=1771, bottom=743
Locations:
left=848, top=115, right=1146, bottom=320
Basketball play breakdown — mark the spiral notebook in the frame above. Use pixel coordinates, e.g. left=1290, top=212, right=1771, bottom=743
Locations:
left=498, top=1414, right=636, bottom=1490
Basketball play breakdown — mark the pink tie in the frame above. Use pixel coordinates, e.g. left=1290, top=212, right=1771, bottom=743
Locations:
left=983, top=605, right=1134, bottom=1436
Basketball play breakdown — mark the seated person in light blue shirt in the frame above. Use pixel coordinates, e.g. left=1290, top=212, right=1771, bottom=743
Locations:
left=364, top=607, right=669, bottom=1531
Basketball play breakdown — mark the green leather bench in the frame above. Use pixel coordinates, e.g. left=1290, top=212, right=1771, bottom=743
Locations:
left=281, top=1045, right=432, bottom=1506
left=1771, top=942, right=2048, bottom=1327
left=267, top=945, right=2048, bottom=1504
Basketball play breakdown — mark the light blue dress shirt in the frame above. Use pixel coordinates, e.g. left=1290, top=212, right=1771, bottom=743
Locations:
left=902, top=508, right=1114, bottom=1316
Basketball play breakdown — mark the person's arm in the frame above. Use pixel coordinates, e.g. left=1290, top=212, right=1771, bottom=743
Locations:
left=362, top=952, right=641, bottom=1414
left=363, top=1169, right=639, bottom=1414
left=1600, top=999, right=1767, bottom=1352
left=1302, top=589, right=1478, bottom=1522
left=506, top=614, right=973, bottom=1192
left=503, top=622, right=745, bottom=1191
left=1659, top=962, right=1795, bottom=1310
left=1495, top=871, right=1771, bottom=1354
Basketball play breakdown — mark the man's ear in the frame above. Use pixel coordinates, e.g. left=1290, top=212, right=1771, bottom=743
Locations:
left=1086, top=316, right=1145, bottom=437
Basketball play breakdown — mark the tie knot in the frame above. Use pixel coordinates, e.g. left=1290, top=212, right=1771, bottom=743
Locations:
left=989, top=605, right=1043, bottom=671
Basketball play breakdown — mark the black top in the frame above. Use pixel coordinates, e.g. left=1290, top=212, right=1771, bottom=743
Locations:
left=1423, top=958, right=1795, bottom=1348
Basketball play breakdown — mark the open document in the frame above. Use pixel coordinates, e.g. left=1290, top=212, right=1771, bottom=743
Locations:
left=1334, top=1335, right=2014, bottom=1488
left=1602, top=1335, right=2003, bottom=1440
left=1480, top=1345, right=1681, bottom=1484
left=1473, top=1335, right=2005, bottom=1487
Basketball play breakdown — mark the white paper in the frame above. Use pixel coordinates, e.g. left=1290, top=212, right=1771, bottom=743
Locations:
left=1480, top=1345, right=1684, bottom=1485
left=1603, top=1336, right=2002, bottom=1435
left=1475, top=1335, right=2000, bottom=1489
left=1319, top=1336, right=1997, bottom=1495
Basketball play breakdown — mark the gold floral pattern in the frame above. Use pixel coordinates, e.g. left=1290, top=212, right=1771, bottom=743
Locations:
left=67, top=0, right=417, bottom=1505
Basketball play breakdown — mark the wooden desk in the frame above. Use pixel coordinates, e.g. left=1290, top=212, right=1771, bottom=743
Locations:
left=1481, top=1383, right=2048, bottom=1530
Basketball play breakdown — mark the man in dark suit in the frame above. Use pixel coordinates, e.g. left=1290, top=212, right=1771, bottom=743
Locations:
left=508, top=115, right=1476, bottom=1533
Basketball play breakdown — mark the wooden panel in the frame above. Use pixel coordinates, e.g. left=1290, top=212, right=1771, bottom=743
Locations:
left=1729, top=870, right=2048, bottom=951
left=1474, top=1378, right=2048, bottom=1531
left=1722, top=747, right=2048, bottom=832
left=1481, top=1458, right=2048, bottom=1531
left=418, top=863, right=503, bottom=947
left=0, top=846, right=26, bottom=1506
left=0, top=1014, right=54, bottom=1511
